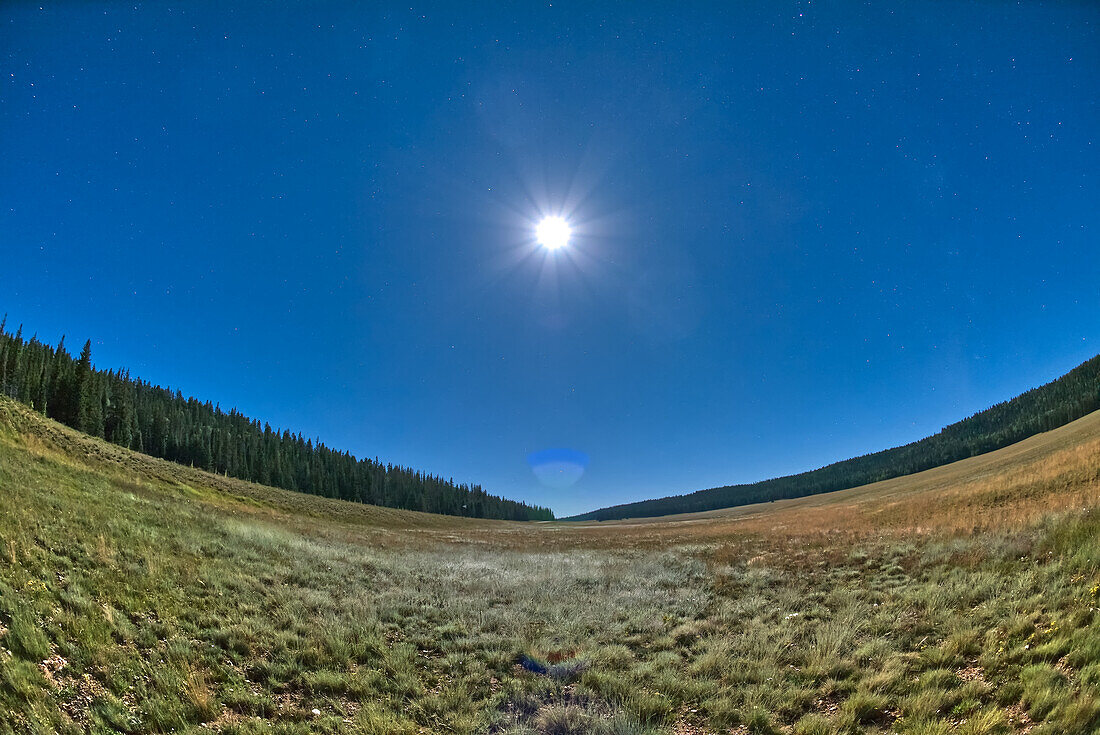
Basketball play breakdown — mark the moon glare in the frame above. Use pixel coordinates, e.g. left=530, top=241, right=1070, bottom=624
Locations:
left=536, top=216, right=571, bottom=250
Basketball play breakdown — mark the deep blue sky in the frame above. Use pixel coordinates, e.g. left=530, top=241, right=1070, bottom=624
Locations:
left=3, top=2, right=1098, bottom=516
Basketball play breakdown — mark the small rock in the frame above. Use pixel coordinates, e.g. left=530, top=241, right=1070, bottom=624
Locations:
left=312, top=709, right=321, bottom=716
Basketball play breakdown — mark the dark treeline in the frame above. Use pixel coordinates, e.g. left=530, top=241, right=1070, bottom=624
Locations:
left=0, top=318, right=553, bottom=521
left=568, top=354, right=1100, bottom=521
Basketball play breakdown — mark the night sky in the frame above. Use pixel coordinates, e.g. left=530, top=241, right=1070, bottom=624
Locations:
left=3, top=2, right=1098, bottom=516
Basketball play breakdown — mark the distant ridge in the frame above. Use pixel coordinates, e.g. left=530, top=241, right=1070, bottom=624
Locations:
left=0, top=316, right=553, bottom=521
left=566, top=354, right=1100, bottom=521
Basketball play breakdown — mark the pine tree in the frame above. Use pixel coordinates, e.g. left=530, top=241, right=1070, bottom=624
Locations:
left=76, top=340, right=105, bottom=437
left=106, top=379, right=135, bottom=448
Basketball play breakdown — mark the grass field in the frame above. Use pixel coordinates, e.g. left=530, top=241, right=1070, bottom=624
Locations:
left=1, top=397, right=1099, bottom=734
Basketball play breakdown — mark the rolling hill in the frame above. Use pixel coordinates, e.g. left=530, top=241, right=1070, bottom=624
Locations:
left=567, top=354, right=1100, bottom=521
left=0, top=321, right=552, bottom=521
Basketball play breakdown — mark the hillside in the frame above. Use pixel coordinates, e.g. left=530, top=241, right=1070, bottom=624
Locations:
left=0, top=321, right=552, bottom=521
left=2, top=393, right=1100, bottom=734
left=569, top=406, right=1100, bottom=542
left=568, top=354, right=1100, bottom=520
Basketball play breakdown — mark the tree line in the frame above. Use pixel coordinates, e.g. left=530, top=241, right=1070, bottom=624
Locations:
left=0, top=318, right=553, bottom=521
left=568, top=353, right=1100, bottom=521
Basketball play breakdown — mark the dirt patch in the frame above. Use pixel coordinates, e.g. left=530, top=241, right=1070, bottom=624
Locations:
left=1005, top=703, right=1035, bottom=733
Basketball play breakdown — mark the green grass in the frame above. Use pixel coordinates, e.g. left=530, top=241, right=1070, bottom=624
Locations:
left=2, top=399, right=1100, bottom=733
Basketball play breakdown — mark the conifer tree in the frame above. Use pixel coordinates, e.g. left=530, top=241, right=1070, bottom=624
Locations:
left=76, top=340, right=105, bottom=437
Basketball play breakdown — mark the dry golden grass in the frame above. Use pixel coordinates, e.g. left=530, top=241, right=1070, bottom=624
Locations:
left=537, top=408, right=1100, bottom=548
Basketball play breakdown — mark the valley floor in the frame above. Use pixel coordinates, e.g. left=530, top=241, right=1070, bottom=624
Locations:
left=1, top=399, right=1099, bottom=734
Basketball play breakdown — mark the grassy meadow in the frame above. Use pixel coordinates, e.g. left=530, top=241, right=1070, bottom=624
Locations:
left=1, top=397, right=1100, bottom=734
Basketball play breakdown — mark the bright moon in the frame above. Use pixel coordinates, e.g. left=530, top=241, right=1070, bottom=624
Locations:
left=536, top=216, right=571, bottom=250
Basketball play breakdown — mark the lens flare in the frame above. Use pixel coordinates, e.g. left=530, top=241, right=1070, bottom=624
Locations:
left=527, top=448, right=589, bottom=488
